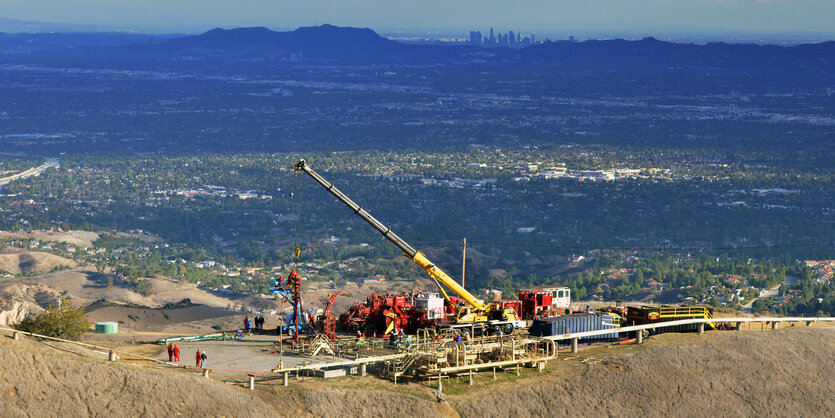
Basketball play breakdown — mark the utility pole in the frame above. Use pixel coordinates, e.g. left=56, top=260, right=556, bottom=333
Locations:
left=462, top=238, right=467, bottom=290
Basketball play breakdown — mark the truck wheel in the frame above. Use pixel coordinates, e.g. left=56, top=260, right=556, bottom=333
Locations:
left=503, top=324, right=514, bottom=335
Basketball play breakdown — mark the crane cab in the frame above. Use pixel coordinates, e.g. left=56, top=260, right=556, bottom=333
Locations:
left=456, top=307, right=488, bottom=323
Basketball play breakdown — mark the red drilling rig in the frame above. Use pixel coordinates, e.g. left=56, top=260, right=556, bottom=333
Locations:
left=317, top=291, right=348, bottom=340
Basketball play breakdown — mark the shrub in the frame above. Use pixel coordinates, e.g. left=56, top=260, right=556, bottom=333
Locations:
left=16, top=302, right=90, bottom=341
left=133, top=279, right=153, bottom=296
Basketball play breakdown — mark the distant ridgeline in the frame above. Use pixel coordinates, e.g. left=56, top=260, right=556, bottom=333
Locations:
left=1, top=24, right=832, bottom=71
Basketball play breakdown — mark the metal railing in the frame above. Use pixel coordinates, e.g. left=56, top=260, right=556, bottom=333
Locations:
left=543, top=316, right=835, bottom=342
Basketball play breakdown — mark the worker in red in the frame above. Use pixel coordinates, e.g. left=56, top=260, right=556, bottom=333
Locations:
left=195, top=348, right=202, bottom=367
left=173, top=344, right=181, bottom=362
left=167, top=342, right=174, bottom=361
left=244, top=316, right=250, bottom=333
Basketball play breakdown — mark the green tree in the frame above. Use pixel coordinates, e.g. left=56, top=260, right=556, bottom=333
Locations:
left=16, top=302, right=90, bottom=340
left=134, top=279, right=153, bottom=296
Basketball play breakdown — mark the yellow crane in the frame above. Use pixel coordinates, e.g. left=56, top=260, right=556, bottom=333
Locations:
left=293, top=159, right=521, bottom=330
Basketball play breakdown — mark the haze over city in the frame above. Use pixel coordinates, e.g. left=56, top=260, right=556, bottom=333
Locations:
left=2, top=0, right=835, bottom=39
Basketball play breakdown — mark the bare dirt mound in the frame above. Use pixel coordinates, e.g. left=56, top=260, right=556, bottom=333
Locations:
left=84, top=300, right=241, bottom=332
left=451, top=328, right=835, bottom=417
left=0, top=301, right=43, bottom=327
left=0, top=250, right=76, bottom=275
left=0, top=335, right=277, bottom=417
left=0, top=283, right=57, bottom=326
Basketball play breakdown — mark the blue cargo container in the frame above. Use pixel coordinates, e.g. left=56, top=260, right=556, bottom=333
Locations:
left=529, top=313, right=620, bottom=341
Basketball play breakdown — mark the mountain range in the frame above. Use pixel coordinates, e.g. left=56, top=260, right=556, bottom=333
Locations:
left=2, top=24, right=833, bottom=73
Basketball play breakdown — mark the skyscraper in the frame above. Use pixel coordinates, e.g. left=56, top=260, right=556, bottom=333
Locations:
left=469, top=31, right=482, bottom=45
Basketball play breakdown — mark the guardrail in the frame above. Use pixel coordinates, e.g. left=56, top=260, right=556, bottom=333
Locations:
left=542, top=316, right=835, bottom=342
left=0, top=325, right=174, bottom=364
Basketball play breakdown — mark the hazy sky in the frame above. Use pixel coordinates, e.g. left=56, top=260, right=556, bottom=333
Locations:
left=2, top=0, right=834, bottom=34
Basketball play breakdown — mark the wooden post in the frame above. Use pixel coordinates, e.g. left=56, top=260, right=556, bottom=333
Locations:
left=203, top=369, right=210, bottom=379
left=806, top=321, right=812, bottom=327
left=571, top=337, right=578, bottom=353
left=283, top=372, right=289, bottom=387
left=492, top=367, right=496, bottom=380
left=438, top=374, right=443, bottom=392
left=636, top=330, right=643, bottom=344
left=360, top=363, right=367, bottom=376
left=13, top=331, right=19, bottom=341
left=108, top=350, right=117, bottom=362
left=468, top=370, right=473, bottom=386
left=772, top=321, right=778, bottom=330
left=698, top=323, right=705, bottom=335
left=249, top=376, right=255, bottom=390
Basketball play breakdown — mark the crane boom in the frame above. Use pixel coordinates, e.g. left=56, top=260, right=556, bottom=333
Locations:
left=293, top=159, right=485, bottom=311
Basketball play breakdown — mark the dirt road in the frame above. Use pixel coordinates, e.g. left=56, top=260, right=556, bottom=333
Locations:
left=740, top=275, right=799, bottom=313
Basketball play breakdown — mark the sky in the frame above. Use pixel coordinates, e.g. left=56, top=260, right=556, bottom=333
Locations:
left=2, top=0, right=834, bottom=35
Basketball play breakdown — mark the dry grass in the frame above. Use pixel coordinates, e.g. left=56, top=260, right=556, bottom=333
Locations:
left=451, top=328, right=835, bottom=417
left=0, top=230, right=100, bottom=248
left=0, top=334, right=278, bottom=417
left=3, top=326, right=834, bottom=417
left=302, top=387, right=444, bottom=418
left=0, top=249, right=76, bottom=275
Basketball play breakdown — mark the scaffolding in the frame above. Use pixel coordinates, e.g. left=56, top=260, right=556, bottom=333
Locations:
left=383, top=333, right=557, bottom=381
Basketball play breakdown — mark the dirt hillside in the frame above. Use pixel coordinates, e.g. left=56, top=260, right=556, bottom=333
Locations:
left=1, top=269, right=265, bottom=310
left=451, top=328, right=835, bottom=417
left=0, top=249, right=76, bottom=275
left=296, top=328, right=835, bottom=417
left=3, top=325, right=834, bottom=417
left=0, top=230, right=100, bottom=248
left=0, top=334, right=278, bottom=417
left=83, top=300, right=242, bottom=333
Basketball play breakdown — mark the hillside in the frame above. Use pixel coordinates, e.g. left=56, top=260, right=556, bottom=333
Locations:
left=451, top=328, right=835, bottom=416
left=0, top=230, right=100, bottom=248
left=0, top=248, right=76, bottom=275
left=0, top=267, right=268, bottom=329
left=17, top=24, right=833, bottom=70
left=157, top=25, right=407, bottom=60
left=2, top=326, right=834, bottom=416
left=303, top=328, right=835, bottom=417
left=83, top=300, right=243, bottom=333
left=37, top=24, right=412, bottom=62
left=0, top=333, right=277, bottom=416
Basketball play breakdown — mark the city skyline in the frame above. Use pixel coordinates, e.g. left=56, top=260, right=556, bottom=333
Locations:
left=1, top=0, right=834, bottom=36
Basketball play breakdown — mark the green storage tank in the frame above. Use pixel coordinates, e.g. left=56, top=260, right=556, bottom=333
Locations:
left=95, top=322, right=119, bottom=334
